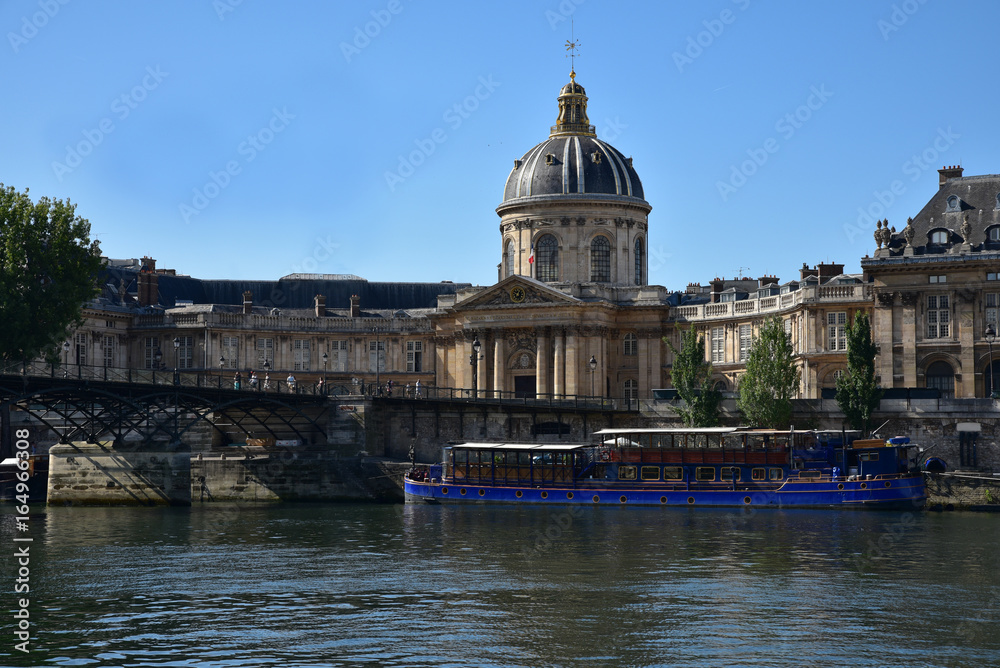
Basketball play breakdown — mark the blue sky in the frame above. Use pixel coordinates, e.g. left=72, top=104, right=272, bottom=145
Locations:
left=2, top=0, right=997, bottom=292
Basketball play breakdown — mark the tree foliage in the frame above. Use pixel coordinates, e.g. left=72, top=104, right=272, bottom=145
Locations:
left=666, top=327, right=721, bottom=427
left=737, top=316, right=800, bottom=428
left=0, top=184, right=104, bottom=365
left=835, top=312, right=883, bottom=435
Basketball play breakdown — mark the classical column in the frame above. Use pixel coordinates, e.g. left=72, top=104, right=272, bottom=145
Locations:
left=536, top=328, right=550, bottom=398
left=900, top=292, right=918, bottom=388
left=493, top=334, right=505, bottom=398
left=874, top=291, right=896, bottom=390
left=553, top=330, right=565, bottom=398
left=957, top=291, right=976, bottom=398
left=565, top=327, right=579, bottom=396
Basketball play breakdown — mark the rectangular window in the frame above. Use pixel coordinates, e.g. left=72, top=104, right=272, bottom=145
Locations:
left=738, top=325, right=752, bottom=362
left=827, top=312, right=847, bottom=351
left=663, top=466, right=683, bottom=481
left=927, top=295, right=950, bottom=338
left=987, top=294, right=998, bottom=329
left=256, top=337, right=274, bottom=368
left=222, top=336, right=239, bottom=369
left=769, top=468, right=784, bottom=481
left=640, top=466, right=660, bottom=481
left=720, top=467, right=741, bottom=481
left=711, top=327, right=724, bottom=363
left=624, top=334, right=638, bottom=356
left=406, top=340, right=423, bottom=372
left=74, top=333, right=87, bottom=367
left=988, top=273, right=1000, bottom=281
left=144, top=337, right=159, bottom=370
left=103, top=335, right=114, bottom=367
left=369, top=340, right=386, bottom=372
left=695, top=467, right=715, bottom=482
left=177, top=335, right=193, bottom=369
left=329, top=340, right=348, bottom=372
left=751, top=467, right=766, bottom=481
left=618, top=465, right=637, bottom=481
left=929, top=275, right=947, bottom=283
left=293, top=339, right=310, bottom=371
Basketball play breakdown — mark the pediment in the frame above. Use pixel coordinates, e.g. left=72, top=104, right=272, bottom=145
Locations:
left=455, top=276, right=580, bottom=309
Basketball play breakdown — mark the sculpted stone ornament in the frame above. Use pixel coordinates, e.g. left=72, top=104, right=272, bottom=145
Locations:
left=961, top=214, right=972, bottom=244
left=875, top=220, right=884, bottom=249
left=903, top=218, right=915, bottom=247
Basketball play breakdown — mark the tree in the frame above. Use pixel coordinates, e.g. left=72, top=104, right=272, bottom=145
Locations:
left=737, top=316, right=800, bottom=428
left=0, top=184, right=104, bottom=366
left=835, top=312, right=883, bottom=436
left=666, top=327, right=721, bottom=427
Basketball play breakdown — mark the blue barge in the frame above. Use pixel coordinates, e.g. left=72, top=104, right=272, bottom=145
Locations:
left=404, top=428, right=927, bottom=509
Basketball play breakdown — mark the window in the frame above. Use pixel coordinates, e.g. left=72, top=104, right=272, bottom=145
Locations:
left=406, top=340, right=423, bottom=372
left=329, top=340, right=348, bottom=372
left=925, top=361, right=955, bottom=398
left=105, top=320, right=115, bottom=328
left=74, top=333, right=87, bottom=366
left=695, top=467, right=715, bottom=482
left=640, top=466, right=660, bottom=481
left=859, top=452, right=880, bottom=462
left=590, top=236, right=610, bottom=282
left=103, top=335, right=114, bottom=367
left=369, top=340, right=386, bottom=372
left=256, top=337, right=274, bottom=368
left=827, top=312, right=847, bottom=351
left=711, top=327, right=724, bottom=363
left=989, top=227, right=1000, bottom=242
left=535, top=235, right=559, bottom=282
left=927, top=295, right=950, bottom=338
left=222, top=336, right=239, bottom=369
left=739, top=324, right=752, bottom=362
left=663, top=467, right=683, bottom=481
left=784, top=318, right=792, bottom=338
left=293, top=339, right=310, bottom=371
left=930, top=230, right=949, bottom=244
left=989, top=273, right=1000, bottom=282
left=144, top=337, right=159, bottom=370
left=769, top=468, right=784, bottom=481
left=832, top=369, right=844, bottom=383
left=618, top=466, right=637, bottom=481
left=176, top=335, right=193, bottom=370
left=504, top=240, right=514, bottom=278
left=634, top=238, right=644, bottom=285
left=623, top=333, right=638, bottom=356
left=751, top=468, right=766, bottom=481
left=946, top=196, right=959, bottom=212
left=929, top=275, right=947, bottom=283
left=720, top=467, right=741, bottom=482
left=987, top=294, right=999, bottom=328
left=624, top=379, right=638, bottom=402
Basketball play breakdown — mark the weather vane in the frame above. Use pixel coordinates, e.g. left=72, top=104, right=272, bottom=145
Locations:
left=565, top=19, right=580, bottom=79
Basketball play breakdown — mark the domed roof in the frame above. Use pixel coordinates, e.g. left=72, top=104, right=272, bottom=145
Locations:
left=503, top=135, right=644, bottom=201
left=501, top=73, right=646, bottom=204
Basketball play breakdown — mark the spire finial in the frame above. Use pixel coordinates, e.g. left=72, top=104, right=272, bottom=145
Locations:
left=565, top=19, right=580, bottom=80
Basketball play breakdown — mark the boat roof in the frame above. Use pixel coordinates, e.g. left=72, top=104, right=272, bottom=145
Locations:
left=448, top=442, right=590, bottom=451
left=593, top=428, right=739, bottom=435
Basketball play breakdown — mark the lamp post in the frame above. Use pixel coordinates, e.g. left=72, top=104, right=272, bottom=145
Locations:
left=173, top=337, right=180, bottom=385
left=373, top=328, right=381, bottom=396
left=219, top=356, right=225, bottom=388
left=589, top=355, right=597, bottom=398
left=62, top=341, right=70, bottom=377
left=470, top=335, right=482, bottom=398
left=322, top=351, right=328, bottom=395
left=154, top=348, right=162, bottom=382
left=987, top=324, right=996, bottom=398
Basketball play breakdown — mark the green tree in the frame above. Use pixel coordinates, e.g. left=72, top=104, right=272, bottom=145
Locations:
left=666, top=327, right=721, bottom=427
left=835, top=312, right=883, bottom=435
left=0, top=184, right=104, bottom=366
left=737, top=316, right=800, bottom=428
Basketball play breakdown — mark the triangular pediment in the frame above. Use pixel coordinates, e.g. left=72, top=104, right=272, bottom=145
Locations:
left=454, top=275, right=581, bottom=309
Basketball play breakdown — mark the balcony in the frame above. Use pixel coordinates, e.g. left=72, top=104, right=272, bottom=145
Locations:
left=671, top=284, right=872, bottom=322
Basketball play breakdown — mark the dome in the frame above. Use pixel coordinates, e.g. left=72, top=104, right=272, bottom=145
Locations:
left=501, top=73, right=645, bottom=204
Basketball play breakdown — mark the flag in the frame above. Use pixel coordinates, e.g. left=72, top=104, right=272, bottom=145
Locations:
left=528, top=243, right=535, bottom=264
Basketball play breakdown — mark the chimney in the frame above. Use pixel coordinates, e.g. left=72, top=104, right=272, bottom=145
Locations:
left=758, top=275, right=779, bottom=288
left=350, top=294, right=361, bottom=318
left=137, top=256, right=158, bottom=306
left=242, top=290, right=253, bottom=315
left=710, top=277, right=724, bottom=304
left=817, top=262, right=844, bottom=280
left=800, top=263, right=818, bottom=280
left=938, top=165, right=963, bottom=187
left=314, top=294, right=327, bottom=318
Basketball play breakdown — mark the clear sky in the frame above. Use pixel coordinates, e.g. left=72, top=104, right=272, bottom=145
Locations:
left=2, top=0, right=997, bottom=292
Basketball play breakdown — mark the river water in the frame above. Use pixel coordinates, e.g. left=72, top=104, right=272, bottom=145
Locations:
left=1, top=502, right=998, bottom=668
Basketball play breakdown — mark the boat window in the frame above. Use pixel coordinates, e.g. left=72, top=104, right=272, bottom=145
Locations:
left=769, top=468, right=784, bottom=481
left=720, top=467, right=741, bottom=481
left=640, top=466, right=660, bottom=481
left=798, top=470, right=821, bottom=479
left=454, top=450, right=469, bottom=465
left=695, top=467, right=715, bottom=482
left=751, top=468, right=766, bottom=481
left=663, top=466, right=683, bottom=480
left=859, top=453, right=880, bottom=461
left=518, top=452, right=531, bottom=465
left=619, top=465, right=637, bottom=480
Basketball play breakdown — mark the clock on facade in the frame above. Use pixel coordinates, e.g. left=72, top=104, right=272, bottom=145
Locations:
left=509, top=286, right=525, bottom=303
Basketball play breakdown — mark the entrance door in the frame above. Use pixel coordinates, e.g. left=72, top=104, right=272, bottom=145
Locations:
left=514, top=375, right=536, bottom=399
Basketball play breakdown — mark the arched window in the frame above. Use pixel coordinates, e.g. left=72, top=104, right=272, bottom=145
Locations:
left=504, top=240, right=514, bottom=278
left=624, top=333, right=638, bottom=356
left=989, top=226, right=1000, bottom=242
left=925, top=361, right=955, bottom=398
left=634, top=238, right=644, bottom=285
left=929, top=229, right=949, bottom=244
left=590, top=236, right=610, bottom=282
left=535, top=235, right=559, bottom=282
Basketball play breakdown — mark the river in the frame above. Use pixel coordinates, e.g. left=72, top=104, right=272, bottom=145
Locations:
left=1, top=502, right=998, bottom=667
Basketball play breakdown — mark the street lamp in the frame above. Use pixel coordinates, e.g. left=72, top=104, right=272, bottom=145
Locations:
left=219, top=356, right=225, bottom=387
left=589, top=355, right=597, bottom=398
left=986, top=324, right=996, bottom=398
left=373, top=327, right=381, bottom=395
left=470, top=335, right=482, bottom=398
left=62, top=341, right=70, bottom=377
left=173, top=337, right=180, bottom=385
left=322, top=351, right=328, bottom=395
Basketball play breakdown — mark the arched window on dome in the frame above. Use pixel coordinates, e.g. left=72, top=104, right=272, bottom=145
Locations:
left=536, top=235, right=559, bottom=282
left=590, top=236, right=610, bottom=282
left=504, top=240, right=515, bottom=278
left=634, top=238, right=644, bottom=285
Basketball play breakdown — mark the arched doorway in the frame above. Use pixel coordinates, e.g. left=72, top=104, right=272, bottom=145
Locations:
left=925, top=361, right=955, bottom=398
